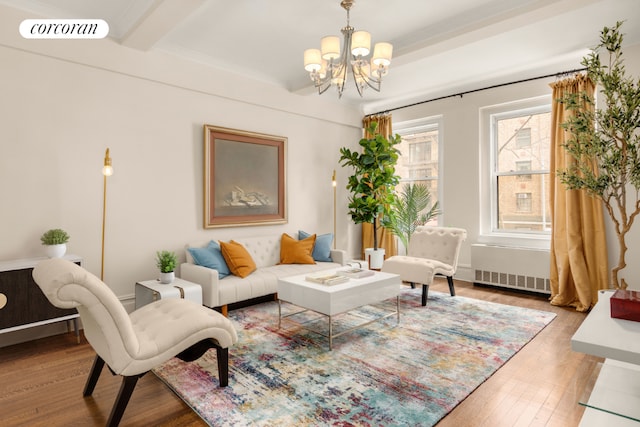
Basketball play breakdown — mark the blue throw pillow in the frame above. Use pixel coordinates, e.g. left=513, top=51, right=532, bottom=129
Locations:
left=299, top=230, right=333, bottom=262
left=187, top=240, right=230, bottom=279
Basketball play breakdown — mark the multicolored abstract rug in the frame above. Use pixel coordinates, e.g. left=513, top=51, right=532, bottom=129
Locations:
left=153, top=288, right=556, bottom=426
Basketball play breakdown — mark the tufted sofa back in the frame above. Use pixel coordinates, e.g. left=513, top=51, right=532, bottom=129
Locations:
left=407, top=226, right=467, bottom=270
left=185, top=235, right=283, bottom=268
left=231, top=235, right=282, bottom=268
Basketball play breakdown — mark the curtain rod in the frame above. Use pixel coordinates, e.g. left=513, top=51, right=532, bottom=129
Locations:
left=371, top=67, right=587, bottom=116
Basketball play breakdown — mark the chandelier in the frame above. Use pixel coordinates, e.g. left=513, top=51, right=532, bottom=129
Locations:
left=303, top=0, right=393, bottom=98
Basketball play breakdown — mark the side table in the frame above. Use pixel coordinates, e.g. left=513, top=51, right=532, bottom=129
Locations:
left=571, top=290, right=640, bottom=425
left=135, top=278, right=202, bottom=309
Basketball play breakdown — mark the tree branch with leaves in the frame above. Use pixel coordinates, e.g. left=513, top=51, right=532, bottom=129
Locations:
left=558, top=21, right=640, bottom=289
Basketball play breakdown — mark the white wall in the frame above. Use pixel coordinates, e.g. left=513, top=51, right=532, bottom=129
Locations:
left=0, top=6, right=365, bottom=345
left=393, top=42, right=640, bottom=290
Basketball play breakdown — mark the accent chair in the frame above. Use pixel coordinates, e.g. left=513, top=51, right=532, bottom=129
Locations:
left=32, top=258, right=238, bottom=427
left=382, top=226, right=467, bottom=305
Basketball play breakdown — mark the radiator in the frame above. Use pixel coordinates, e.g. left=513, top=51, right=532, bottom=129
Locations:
left=471, top=244, right=551, bottom=294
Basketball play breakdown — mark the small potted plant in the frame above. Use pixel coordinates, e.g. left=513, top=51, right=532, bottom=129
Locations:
left=40, top=228, right=70, bottom=258
left=156, top=250, right=177, bottom=284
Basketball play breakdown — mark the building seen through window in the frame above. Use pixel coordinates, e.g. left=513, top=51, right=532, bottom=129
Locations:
left=493, top=108, right=551, bottom=232
left=395, top=120, right=440, bottom=226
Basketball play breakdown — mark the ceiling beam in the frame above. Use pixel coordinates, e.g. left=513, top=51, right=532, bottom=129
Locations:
left=120, top=0, right=206, bottom=51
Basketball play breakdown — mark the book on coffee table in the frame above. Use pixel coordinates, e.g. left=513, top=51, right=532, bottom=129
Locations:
left=305, top=273, right=350, bottom=286
left=336, top=268, right=375, bottom=279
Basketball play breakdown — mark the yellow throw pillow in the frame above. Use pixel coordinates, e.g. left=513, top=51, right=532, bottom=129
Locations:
left=280, top=233, right=316, bottom=264
left=219, top=240, right=257, bottom=278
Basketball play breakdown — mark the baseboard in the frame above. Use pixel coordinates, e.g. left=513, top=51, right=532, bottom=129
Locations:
left=473, top=282, right=551, bottom=298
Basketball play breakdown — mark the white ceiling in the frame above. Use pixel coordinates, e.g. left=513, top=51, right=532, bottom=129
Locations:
left=2, top=0, right=640, bottom=113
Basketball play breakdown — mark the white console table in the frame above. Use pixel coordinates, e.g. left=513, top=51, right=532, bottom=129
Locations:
left=571, top=290, right=640, bottom=425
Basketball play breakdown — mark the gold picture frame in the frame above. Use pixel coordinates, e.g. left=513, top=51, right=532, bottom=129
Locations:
left=203, top=125, right=287, bottom=228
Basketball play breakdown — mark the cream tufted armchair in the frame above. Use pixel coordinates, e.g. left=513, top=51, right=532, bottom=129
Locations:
left=32, top=258, right=238, bottom=427
left=382, top=226, right=467, bottom=306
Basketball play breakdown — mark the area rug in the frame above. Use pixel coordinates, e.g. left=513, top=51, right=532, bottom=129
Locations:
left=153, top=288, right=556, bottom=426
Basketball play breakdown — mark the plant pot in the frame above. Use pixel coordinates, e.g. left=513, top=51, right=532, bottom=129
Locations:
left=365, top=248, right=386, bottom=269
left=44, top=243, right=66, bottom=258
left=159, top=271, right=175, bottom=284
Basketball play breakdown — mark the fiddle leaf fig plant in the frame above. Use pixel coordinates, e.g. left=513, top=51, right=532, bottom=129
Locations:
left=558, top=21, right=640, bottom=289
left=339, top=121, right=401, bottom=250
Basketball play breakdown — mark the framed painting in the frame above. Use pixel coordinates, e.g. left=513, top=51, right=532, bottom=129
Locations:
left=203, top=125, right=287, bottom=228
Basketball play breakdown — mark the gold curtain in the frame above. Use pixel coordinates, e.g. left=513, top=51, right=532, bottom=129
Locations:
left=549, top=74, right=609, bottom=312
left=361, top=114, right=397, bottom=260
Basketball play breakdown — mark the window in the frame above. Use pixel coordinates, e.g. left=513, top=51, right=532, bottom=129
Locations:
left=409, top=141, right=431, bottom=163
left=480, top=96, right=551, bottom=241
left=516, top=161, right=532, bottom=180
left=409, top=168, right=431, bottom=180
left=394, top=117, right=442, bottom=226
left=516, top=193, right=532, bottom=212
left=515, top=128, right=531, bottom=148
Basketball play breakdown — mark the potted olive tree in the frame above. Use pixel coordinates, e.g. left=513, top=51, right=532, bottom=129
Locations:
left=40, top=228, right=70, bottom=258
left=558, top=22, right=640, bottom=289
left=156, top=250, right=177, bottom=284
left=339, top=121, right=401, bottom=268
left=387, top=183, right=440, bottom=253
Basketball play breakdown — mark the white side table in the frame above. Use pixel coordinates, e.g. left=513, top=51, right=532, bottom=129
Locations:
left=571, top=290, right=640, bottom=425
left=135, top=278, right=202, bottom=309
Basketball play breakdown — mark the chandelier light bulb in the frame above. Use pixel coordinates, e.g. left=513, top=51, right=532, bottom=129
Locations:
left=351, top=31, right=371, bottom=56
left=319, top=60, right=328, bottom=79
left=372, top=42, right=393, bottom=67
left=304, top=49, right=322, bottom=72
left=321, top=36, right=341, bottom=60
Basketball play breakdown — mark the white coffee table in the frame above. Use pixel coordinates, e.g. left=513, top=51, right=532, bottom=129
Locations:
left=277, top=270, right=401, bottom=350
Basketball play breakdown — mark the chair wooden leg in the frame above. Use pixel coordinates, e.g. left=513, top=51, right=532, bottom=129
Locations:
left=447, top=276, right=456, bottom=296
left=421, top=284, right=429, bottom=306
left=106, top=375, right=143, bottom=427
left=221, top=304, right=228, bottom=317
left=216, top=346, right=229, bottom=387
left=177, top=339, right=230, bottom=387
left=410, top=282, right=416, bottom=289
left=83, top=355, right=105, bottom=396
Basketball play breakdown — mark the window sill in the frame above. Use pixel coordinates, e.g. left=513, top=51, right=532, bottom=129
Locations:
left=477, top=232, right=550, bottom=250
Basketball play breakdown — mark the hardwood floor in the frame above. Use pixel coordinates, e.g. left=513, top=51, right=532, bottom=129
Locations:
left=0, top=279, right=601, bottom=426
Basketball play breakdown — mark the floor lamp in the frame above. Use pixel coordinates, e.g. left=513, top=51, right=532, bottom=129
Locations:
left=332, top=170, right=337, bottom=249
left=101, top=148, right=113, bottom=281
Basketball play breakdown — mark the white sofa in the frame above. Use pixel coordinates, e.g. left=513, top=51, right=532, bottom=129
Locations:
left=181, top=234, right=347, bottom=315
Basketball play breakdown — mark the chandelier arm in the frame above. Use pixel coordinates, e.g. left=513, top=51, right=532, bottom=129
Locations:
left=351, top=61, right=365, bottom=97
left=352, top=62, right=384, bottom=92
left=335, top=26, right=353, bottom=98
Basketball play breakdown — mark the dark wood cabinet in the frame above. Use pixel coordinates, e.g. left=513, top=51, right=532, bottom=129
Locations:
left=0, top=255, right=81, bottom=336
